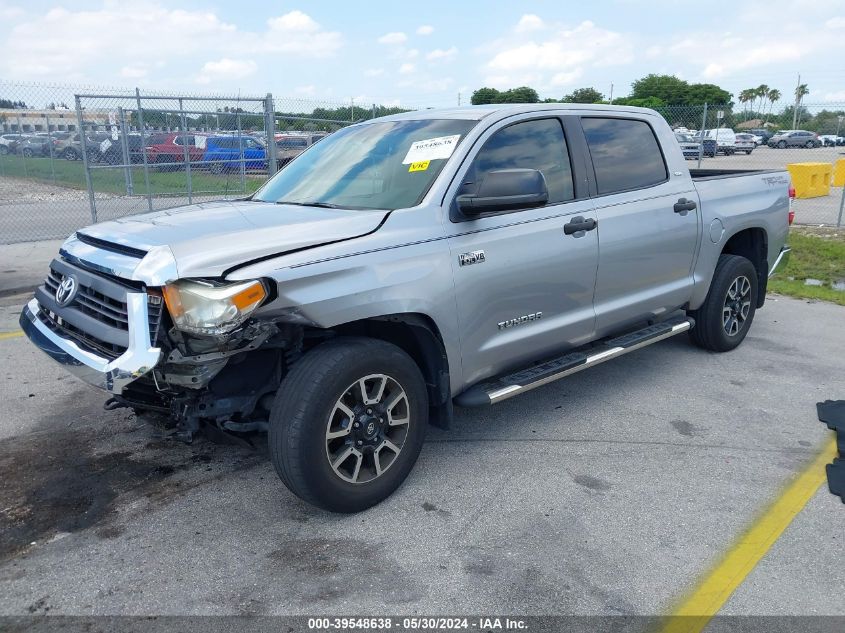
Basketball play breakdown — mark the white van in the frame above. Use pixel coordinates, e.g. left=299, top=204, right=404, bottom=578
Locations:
left=701, top=128, right=737, bottom=154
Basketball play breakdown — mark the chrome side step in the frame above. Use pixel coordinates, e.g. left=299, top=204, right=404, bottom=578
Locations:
left=454, top=316, right=694, bottom=407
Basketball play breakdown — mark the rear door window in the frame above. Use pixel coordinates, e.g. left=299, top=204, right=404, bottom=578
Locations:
left=581, top=117, right=668, bottom=195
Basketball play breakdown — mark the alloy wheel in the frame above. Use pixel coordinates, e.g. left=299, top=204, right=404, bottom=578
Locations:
left=325, top=373, right=410, bottom=484
left=723, top=275, right=752, bottom=337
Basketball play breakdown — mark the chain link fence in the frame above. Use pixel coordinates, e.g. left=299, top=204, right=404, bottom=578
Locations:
left=1, top=81, right=843, bottom=244
left=0, top=80, right=413, bottom=244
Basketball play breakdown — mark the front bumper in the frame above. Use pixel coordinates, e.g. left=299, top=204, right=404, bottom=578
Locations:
left=19, top=294, right=161, bottom=394
left=768, top=246, right=792, bottom=277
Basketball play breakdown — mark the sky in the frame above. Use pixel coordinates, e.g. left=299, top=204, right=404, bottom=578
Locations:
left=1, top=0, right=844, bottom=109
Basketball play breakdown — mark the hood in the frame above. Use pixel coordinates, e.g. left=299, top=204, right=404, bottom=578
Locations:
left=78, top=199, right=388, bottom=278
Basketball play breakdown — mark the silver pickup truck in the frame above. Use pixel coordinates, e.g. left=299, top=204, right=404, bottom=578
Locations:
left=20, top=104, right=792, bottom=512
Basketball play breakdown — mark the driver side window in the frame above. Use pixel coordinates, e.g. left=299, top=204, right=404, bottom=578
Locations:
left=461, top=118, right=574, bottom=204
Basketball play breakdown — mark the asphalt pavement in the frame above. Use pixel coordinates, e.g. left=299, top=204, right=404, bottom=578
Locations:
left=0, top=293, right=842, bottom=616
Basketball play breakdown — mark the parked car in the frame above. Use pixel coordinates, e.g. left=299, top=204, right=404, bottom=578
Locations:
left=818, top=134, right=844, bottom=147
left=733, top=133, right=756, bottom=155
left=203, top=135, right=266, bottom=173
left=274, top=133, right=327, bottom=166
left=0, top=133, right=26, bottom=155
left=699, top=128, right=738, bottom=155
left=675, top=132, right=701, bottom=159
left=768, top=130, right=820, bottom=148
left=59, top=132, right=104, bottom=161
left=20, top=103, right=792, bottom=512
left=145, top=133, right=208, bottom=170
left=747, top=128, right=774, bottom=145
left=16, top=135, right=57, bottom=157
left=690, top=133, right=717, bottom=157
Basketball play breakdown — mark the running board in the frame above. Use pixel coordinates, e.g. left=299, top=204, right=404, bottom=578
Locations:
left=454, top=316, right=694, bottom=407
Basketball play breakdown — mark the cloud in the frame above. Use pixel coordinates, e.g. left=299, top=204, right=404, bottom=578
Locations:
left=0, top=2, right=23, bottom=19
left=399, top=63, right=415, bottom=75
left=426, top=47, right=458, bottom=61
left=378, top=31, right=407, bottom=45
left=0, top=4, right=340, bottom=82
left=416, top=25, right=434, bottom=35
left=549, top=70, right=583, bottom=87
left=364, top=68, right=385, bottom=77
left=406, top=49, right=420, bottom=59
left=481, top=19, right=632, bottom=92
left=515, top=14, right=544, bottom=33
left=825, top=16, right=845, bottom=29
left=195, top=58, right=257, bottom=84
left=262, top=10, right=342, bottom=57
left=120, top=64, right=149, bottom=79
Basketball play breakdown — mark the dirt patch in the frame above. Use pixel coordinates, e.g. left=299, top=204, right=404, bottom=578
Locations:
left=268, top=538, right=424, bottom=605
left=0, top=417, right=262, bottom=561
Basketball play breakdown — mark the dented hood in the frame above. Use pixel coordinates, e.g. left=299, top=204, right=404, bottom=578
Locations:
left=77, top=199, right=388, bottom=277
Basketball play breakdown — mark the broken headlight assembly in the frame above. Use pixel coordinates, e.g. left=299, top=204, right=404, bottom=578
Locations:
left=162, top=279, right=267, bottom=335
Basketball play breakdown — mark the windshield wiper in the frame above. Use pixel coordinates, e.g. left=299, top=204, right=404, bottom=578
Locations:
left=275, top=200, right=346, bottom=209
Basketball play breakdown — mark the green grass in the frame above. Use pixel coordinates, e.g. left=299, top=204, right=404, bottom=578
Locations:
left=768, top=228, right=845, bottom=305
left=0, top=154, right=264, bottom=196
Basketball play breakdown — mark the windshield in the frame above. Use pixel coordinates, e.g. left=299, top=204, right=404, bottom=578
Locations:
left=675, top=133, right=694, bottom=142
left=253, top=118, right=477, bottom=210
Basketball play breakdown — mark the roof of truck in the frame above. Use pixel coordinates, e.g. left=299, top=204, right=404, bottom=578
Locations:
left=374, top=102, right=659, bottom=123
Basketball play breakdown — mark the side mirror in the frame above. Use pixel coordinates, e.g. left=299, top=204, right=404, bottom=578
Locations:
left=457, top=168, right=549, bottom=215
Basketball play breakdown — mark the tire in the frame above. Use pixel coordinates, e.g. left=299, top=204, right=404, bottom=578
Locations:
left=0, top=145, right=8, bottom=155
left=745, top=150, right=752, bottom=155
left=805, top=141, right=814, bottom=148
left=63, top=148, right=78, bottom=160
left=688, top=254, right=758, bottom=352
left=269, top=337, right=428, bottom=513
left=21, top=148, right=33, bottom=158
left=210, top=160, right=224, bottom=174
left=778, top=141, right=787, bottom=149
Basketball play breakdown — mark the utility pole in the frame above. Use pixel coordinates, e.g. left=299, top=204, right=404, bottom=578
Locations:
left=609, top=83, right=614, bottom=104
left=792, top=73, right=801, bottom=130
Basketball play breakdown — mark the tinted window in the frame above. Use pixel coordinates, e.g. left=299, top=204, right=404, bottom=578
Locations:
left=582, top=117, right=668, bottom=195
left=462, top=118, right=574, bottom=204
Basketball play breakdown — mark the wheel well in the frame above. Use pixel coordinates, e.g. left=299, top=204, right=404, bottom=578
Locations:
left=722, top=227, right=768, bottom=308
left=321, top=314, right=453, bottom=429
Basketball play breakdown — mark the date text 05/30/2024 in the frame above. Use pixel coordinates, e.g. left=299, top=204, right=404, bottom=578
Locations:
left=307, top=617, right=528, bottom=630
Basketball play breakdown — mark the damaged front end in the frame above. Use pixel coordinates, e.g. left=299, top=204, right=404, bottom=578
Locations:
left=20, top=234, right=307, bottom=444
left=115, top=315, right=303, bottom=443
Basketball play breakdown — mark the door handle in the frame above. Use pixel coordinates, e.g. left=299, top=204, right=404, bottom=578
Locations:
left=564, top=216, right=597, bottom=235
left=674, top=198, right=697, bottom=214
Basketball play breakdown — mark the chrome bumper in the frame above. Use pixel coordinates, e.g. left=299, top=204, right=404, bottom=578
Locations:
left=19, top=294, right=161, bottom=394
left=768, top=246, right=792, bottom=277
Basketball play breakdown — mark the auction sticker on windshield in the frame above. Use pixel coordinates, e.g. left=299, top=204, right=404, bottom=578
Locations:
left=402, top=134, right=461, bottom=164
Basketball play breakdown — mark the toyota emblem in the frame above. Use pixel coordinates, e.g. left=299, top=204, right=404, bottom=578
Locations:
left=55, top=276, right=78, bottom=306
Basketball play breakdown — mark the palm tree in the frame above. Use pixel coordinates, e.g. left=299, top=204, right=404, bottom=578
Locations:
left=739, top=89, right=755, bottom=121
left=792, top=84, right=809, bottom=128
left=764, top=88, right=781, bottom=125
left=755, top=84, right=770, bottom=118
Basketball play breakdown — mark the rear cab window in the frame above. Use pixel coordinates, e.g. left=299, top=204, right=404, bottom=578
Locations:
left=581, top=117, right=668, bottom=195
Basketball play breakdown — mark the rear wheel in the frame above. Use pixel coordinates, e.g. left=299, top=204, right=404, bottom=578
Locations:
left=805, top=141, right=814, bottom=148
left=21, top=148, right=33, bottom=158
left=0, top=145, right=8, bottom=155
left=63, top=148, right=78, bottom=160
left=269, top=338, right=428, bottom=513
left=688, top=254, right=758, bottom=352
left=778, top=141, right=787, bottom=149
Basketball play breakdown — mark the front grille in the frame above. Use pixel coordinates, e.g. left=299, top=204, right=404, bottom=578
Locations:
left=38, top=258, right=163, bottom=358
left=45, top=268, right=129, bottom=331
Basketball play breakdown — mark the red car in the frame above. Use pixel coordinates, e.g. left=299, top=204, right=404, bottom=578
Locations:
left=144, top=133, right=207, bottom=169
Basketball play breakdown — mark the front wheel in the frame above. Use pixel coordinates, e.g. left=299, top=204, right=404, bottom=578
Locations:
left=269, top=338, right=428, bottom=513
left=778, top=141, right=787, bottom=149
left=688, top=254, right=758, bottom=352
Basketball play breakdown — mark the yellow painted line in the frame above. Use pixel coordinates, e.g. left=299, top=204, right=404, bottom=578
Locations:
left=0, top=330, right=24, bottom=340
left=660, top=437, right=838, bottom=633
